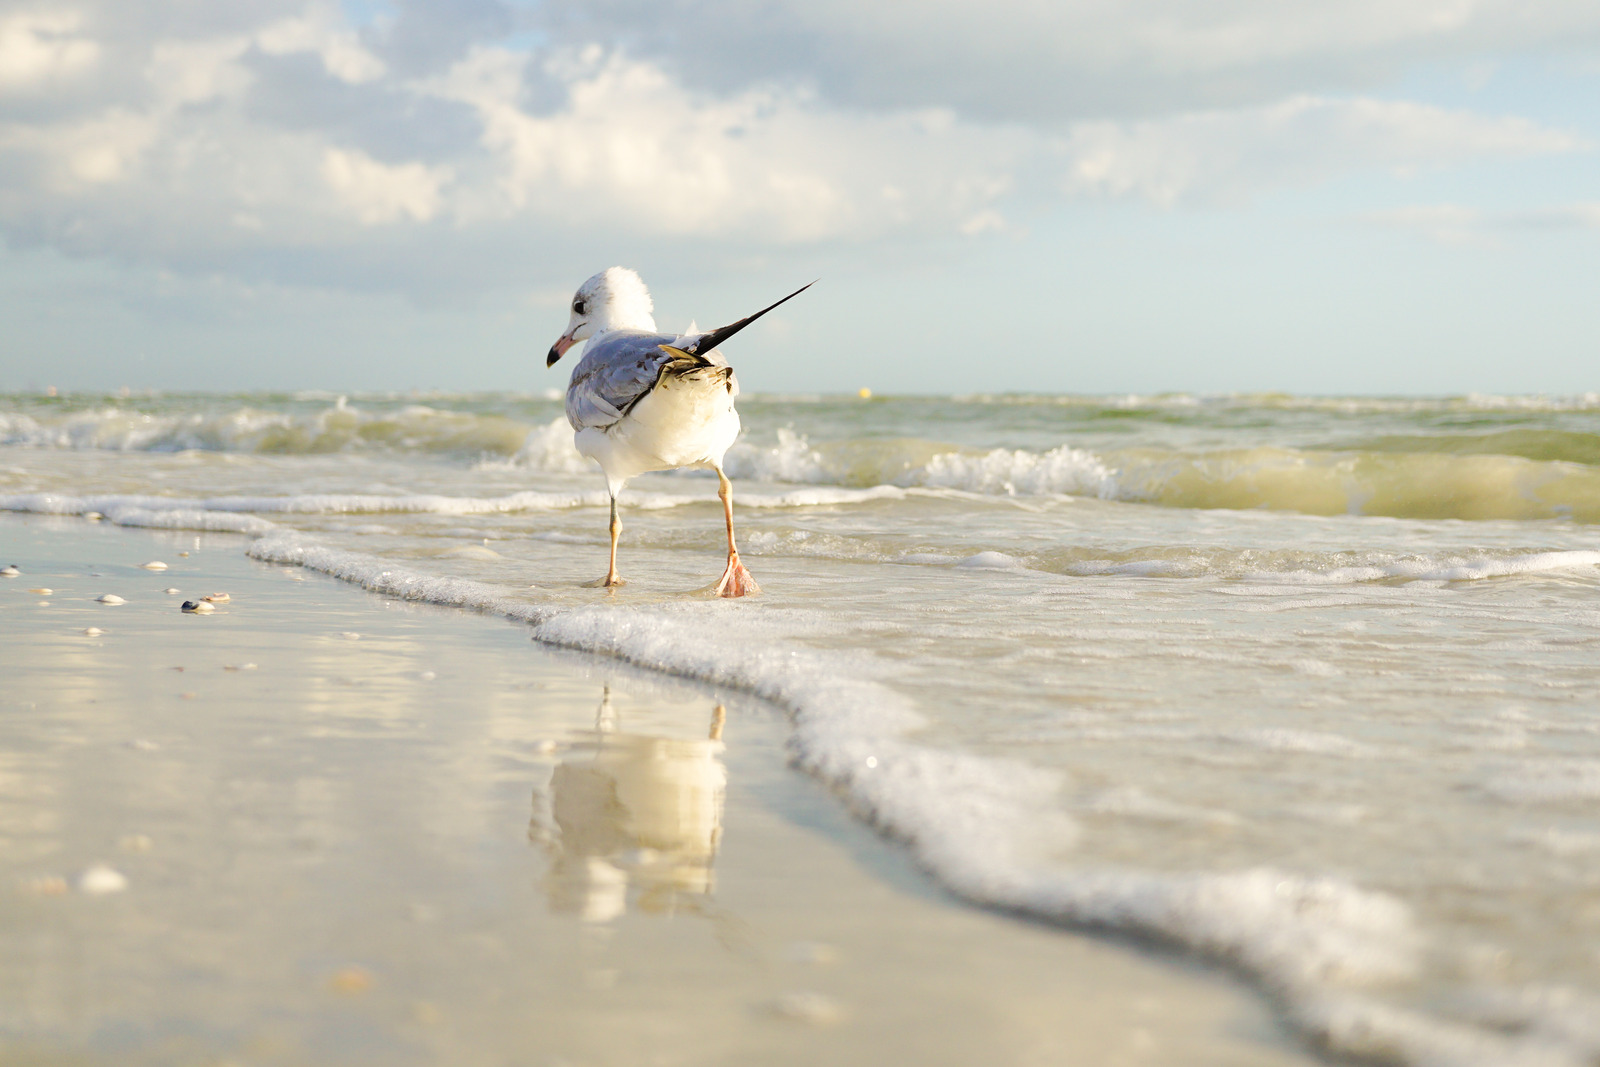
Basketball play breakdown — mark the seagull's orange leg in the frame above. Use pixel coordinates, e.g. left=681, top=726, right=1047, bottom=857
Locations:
left=713, top=468, right=758, bottom=597
left=585, top=493, right=626, bottom=588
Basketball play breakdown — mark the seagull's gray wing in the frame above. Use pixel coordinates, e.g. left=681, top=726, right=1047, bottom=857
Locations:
left=564, top=330, right=731, bottom=432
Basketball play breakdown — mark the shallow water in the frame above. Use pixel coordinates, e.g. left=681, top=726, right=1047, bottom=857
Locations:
left=5, top=390, right=1600, bottom=1065
left=0, top=518, right=1310, bottom=1066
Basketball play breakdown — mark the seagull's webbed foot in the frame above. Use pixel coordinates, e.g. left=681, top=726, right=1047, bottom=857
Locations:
left=714, top=553, right=759, bottom=598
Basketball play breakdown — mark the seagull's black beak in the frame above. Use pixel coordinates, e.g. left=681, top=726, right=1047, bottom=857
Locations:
left=547, top=332, right=576, bottom=368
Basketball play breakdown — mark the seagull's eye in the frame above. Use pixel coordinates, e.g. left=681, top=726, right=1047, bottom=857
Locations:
left=573, top=299, right=586, bottom=315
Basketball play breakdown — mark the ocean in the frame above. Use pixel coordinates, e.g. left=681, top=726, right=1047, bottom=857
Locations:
left=4, top=389, right=1600, bottom=1065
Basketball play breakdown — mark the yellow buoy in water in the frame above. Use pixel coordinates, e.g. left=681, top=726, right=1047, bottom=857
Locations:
left=858, top=387, right=872, bottom=400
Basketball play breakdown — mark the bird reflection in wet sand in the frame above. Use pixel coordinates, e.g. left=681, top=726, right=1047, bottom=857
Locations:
left=530, top=688, right=727, bottom=923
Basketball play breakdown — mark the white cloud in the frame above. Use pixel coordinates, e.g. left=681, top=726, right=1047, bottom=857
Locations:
left=959, top=210, right=1008, bottom=236
left=256, top=8, right=386, bottom=85
left=0, top=0, right=1592, bottom=298
left=145, top=36, right=252, bottom=108
left=532, top=0, right=1600, bottom=121
left=0, top=108, right=158, bottom=186
left=322, top=146, right=451, bottom=223
left=1364, top=201, right=1600, bottom=245
left=0, top=10, right=99, bottom=91
left=1360, top=203, right=1492, bottom=246
left=1514, top=202, right=1600, bottom=229
left=1059, top=96, right=1586, bottom=206
left=424, top=45, right=1024, bottom=242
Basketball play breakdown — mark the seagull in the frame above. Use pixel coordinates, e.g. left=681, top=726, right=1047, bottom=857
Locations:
left=546, top=268, right=813, bottom=597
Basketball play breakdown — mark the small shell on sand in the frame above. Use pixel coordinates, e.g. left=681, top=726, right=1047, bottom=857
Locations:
left=224, top=663, right=258, bottom=671
left=37, top=601, right=50, bottom=607
left=202, top=592, right=230, bottom=603
left=77, top=865, right=129, bottom=895
left=783, top=941, right=840, bottom=966
left=181, top=600, right=215, bottom=614
left=84, top=512, right=103, bottom=521
left=164, top=587, right=181, bottom=595
left=95, top=594, right=126, bottom=605
left=771, top=991, right=845, bottom=1026
left=0, top=565, right=19, bottom=577
left=178, top=551, right=190, bottom=557
left=30, top=587, right=52, bottom=595
left=341, top=632, right=361, bottom=640
left=22, top=875, right=69, bottom=896
left=329, top=967, right=374, bottom=995
left=82, top=627, right=106, bottom=636
left=139, top=561, right=168, bottom=571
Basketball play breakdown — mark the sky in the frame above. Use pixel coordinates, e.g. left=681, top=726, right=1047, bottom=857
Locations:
left=1, top=0, right=1597, bottom=396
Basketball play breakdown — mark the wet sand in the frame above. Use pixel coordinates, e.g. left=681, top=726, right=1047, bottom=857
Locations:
left=1, top=515, right=1317, bottom=1066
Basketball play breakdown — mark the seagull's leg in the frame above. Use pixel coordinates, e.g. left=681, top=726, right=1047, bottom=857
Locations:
left=605, top=492, right=625, bottom=586
left=586, top=492, right=626, bottom=588
left=713, top=467, right=759, bottom=598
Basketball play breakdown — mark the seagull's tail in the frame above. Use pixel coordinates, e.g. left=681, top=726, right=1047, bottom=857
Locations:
left=686, top=280, right=816, bottom=356
left=621, top=346, right=734, bottom=416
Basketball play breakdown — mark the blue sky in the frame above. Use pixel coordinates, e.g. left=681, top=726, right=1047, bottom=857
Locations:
left=1, top=0, right=1597, bottom=395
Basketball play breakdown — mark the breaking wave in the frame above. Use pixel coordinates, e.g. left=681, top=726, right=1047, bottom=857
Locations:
left=0, top=400, right=540, bottom=457
left=7, top=397, right=1600, bottom=522
left=724, top=432, right=1600, bottom=523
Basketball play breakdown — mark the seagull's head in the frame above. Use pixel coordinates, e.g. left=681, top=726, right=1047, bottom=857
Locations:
left=547, top=267, right=657, bottom=367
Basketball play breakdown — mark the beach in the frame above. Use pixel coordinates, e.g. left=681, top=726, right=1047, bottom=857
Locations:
left=1, top=515, right=1313, bottom=1066
left=4, top=390, right=1600, bottom=1065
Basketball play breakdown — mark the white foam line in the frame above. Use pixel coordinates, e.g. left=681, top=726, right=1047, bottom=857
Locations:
left=1, top=486, right=913, bottom=524
left=0, top=489, right=613, bottom=516
left=0, top=494, right=282, bottom=534
left=1250, top=551, right=1600, bottom=585
left=739, top=485, right=907, bottom=507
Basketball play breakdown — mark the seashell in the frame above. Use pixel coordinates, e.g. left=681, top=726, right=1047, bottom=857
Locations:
left=202, top=592, right=230, bottom=603
left=328, top=966, right=373, bottom=995
left=772, top=991, right=845, bottom=1026
left=164, top=587, right=180, bottom=595
left=95, top=594, right=125, bottom=605
left=29, top=588, right=52, bottom=594
left=0, top=565, right=19, bottom=577
left=139, top=561, right=168, bottom=571
left=77, top=865, right=128, bottom=895
left=23, top=875, right=69, bottom=896
left=181, top=600, right=214, bottom=614
left=82, top=627, right=105, bottom=636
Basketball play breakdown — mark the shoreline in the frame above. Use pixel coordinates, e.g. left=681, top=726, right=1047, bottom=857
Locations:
left=0, top=513, right=1316, bottom=1065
